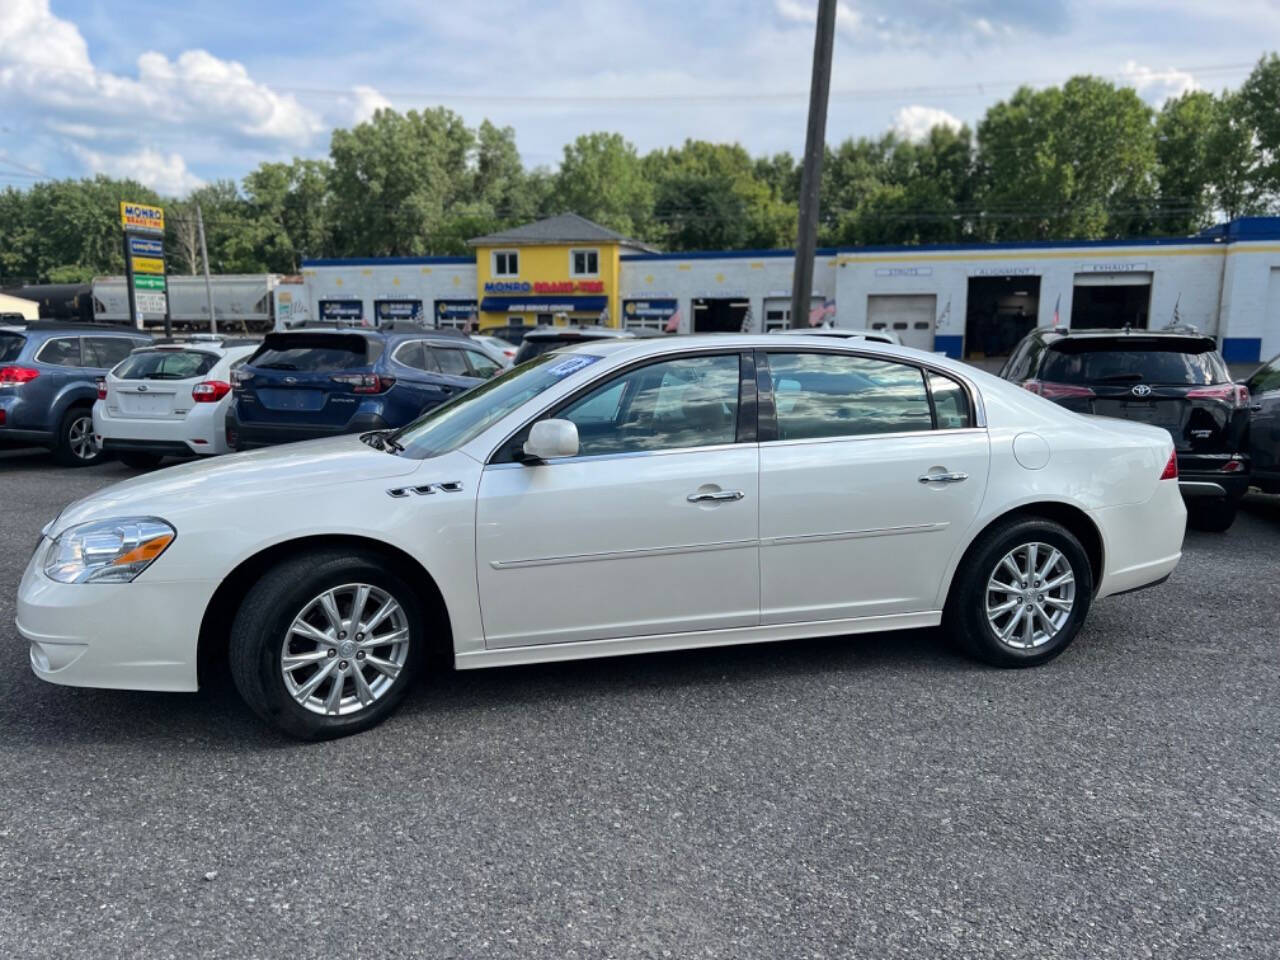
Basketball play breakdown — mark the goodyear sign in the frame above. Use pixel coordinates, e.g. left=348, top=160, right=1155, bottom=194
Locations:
left=128, top=236, right=163, bottom=257
left=120, top=201, right=164, bottom=234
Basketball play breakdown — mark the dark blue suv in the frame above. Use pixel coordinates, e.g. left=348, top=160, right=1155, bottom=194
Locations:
left=227, top=328, right=502, bottom=450
left=0, top=322, right=151, bottom=465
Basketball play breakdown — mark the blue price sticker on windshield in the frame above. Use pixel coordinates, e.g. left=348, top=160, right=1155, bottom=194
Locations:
left=547, top=355, right=600, bottom=378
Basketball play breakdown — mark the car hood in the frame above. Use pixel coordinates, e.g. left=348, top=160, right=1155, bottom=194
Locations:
left=51, top=434, right=423, bottom=534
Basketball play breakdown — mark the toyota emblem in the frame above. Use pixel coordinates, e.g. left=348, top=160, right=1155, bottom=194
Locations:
left=1131, top=384, right=1152, bottom=398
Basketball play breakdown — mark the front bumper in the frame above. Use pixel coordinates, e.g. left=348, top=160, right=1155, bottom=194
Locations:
left=18, top=542, right=211, bottom=692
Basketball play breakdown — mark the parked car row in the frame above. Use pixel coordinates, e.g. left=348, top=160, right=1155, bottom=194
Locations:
left=6, top=316, right=1280, bottom=537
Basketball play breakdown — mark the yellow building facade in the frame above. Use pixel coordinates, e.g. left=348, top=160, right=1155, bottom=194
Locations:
left=469, top=213, right=653, bottom=332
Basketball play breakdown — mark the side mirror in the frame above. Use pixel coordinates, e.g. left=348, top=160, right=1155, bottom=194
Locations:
left=522, top=418, right=579, bottom=462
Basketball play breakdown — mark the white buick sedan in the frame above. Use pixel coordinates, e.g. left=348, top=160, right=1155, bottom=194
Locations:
left=19, top=335, right=1185, bottom=739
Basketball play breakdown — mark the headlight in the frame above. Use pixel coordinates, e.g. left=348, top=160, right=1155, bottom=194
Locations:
left=43, top=517, right=175, bottom=584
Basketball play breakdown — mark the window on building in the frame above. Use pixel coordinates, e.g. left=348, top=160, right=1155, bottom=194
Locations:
left=493, top=251, right=519, bottom=277
left=571, top=249, right=599, bottom=277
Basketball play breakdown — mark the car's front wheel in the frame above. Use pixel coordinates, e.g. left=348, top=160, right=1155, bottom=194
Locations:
left=229, top=550, right=425, bottom=739
left=945, top=517, right=1094, bottom=667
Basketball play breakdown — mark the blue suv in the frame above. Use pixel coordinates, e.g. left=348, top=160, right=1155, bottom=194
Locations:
left=227, top=328, right=502, bottom=450
left=0, top=322, right=151, bottom=466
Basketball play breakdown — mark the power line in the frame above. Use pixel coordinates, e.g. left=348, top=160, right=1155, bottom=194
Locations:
left=10, top=59, right=1258, bottom=106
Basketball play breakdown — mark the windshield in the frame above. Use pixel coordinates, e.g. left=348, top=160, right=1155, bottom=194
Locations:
left=1040, top=339, right=1228, bottom=386
left=389, top=352, right=602, bottom=458
left=248, top=333, right=373, bottom=371
left=114, top=349, right=218, bottom=380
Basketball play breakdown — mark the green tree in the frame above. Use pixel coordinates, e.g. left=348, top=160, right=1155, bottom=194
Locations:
left=551, top=132, right=653, bottom=237
left=976, top=77, right=1157, bottom=240
left=1238, top=53, right=1280, bottom=203
left=1154, top=91, right=1218, bottom=234
left=644, top=140, right=794, bottom=251
left=328, top=106, right=475, bottom=256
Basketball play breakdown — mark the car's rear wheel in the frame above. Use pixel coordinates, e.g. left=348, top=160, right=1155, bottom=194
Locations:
left=229, top=550, right=425, bottom=739
left=117, top=451, right=165, bottom=470
left=945, top=517, right=1093, bottom=667
left=1186, top=496, right=1238, bottom=533
left=52, top=406, right=106, bottom=467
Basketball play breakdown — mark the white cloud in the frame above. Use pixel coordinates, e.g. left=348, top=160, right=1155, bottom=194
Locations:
left=342, top=85, right=393, bottom=126
left=0, top=0, right=389, bottom=193
left=1121, top=60, right=1199, bottom=104
left=891, top=105, right=963, bottom=141
left=71, top=145, right=205, bottom=196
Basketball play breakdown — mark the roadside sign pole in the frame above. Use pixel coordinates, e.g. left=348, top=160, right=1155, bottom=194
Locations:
left=197, top=203, right=216, bottom=335
left=121, top=231, right=141, bottom=330
left=789, top=0, right=837, bottom=330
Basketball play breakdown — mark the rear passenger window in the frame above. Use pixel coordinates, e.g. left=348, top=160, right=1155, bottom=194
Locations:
left=392, top=341, right=428, bottom=370
left=432, top=348, right=471, bottom=377
left=83, top=337, right=139, bottom=369
left=465, top=349, right=501, bottom=379
left=36, top=337, right=81, bottom=367
left=928, top=371, right=972, bottom=429
left=767, top=352, right=932, bottom=440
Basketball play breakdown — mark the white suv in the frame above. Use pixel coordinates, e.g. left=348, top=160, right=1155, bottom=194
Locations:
left=93, top=337, right=260, bottom=468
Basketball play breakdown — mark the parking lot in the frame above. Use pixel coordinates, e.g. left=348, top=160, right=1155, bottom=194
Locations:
left=1, top=447, right=1278, bottom=959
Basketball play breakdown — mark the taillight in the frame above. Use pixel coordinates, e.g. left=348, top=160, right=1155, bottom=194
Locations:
left=96, top=377, right=107, bottom=400
left=1160, top=451, right=1178, bottom=481
left=192, top=380, right=231, bottom=403
left=1186, top=383, right=1250, bottom=410
left=231, top=367, right=250, bottom=387
left=1022, top=380, right=1095, bottom=400
left=332, top=373, right=395, bottom=394
left=0, top=365, right=40, bottom=386
left=1221, top=458, right=1245, bottom=473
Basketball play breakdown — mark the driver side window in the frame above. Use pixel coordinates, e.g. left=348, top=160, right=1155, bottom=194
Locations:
left=556, top=354, right=742, bottom=457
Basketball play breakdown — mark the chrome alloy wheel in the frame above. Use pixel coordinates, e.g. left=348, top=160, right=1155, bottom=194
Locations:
left=984, top=542, right=1076, bottom=651
left=68, top=414, right=96, bottom=460
left=280, top=583, right=410, bottom=717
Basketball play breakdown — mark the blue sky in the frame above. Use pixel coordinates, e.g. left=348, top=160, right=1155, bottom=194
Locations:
left=0, top=0, right=1274, bottom=195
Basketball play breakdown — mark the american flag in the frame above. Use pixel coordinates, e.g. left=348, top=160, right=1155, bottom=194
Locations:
left=808, top=298, right=836, bottom=326
left=1052, top=293, right=1062, bottom=327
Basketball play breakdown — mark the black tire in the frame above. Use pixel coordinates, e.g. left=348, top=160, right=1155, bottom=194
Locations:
left=1186, top=496, right=1238, bottom=533
left=944, top=517, right=1094, bottom=668
left=117, top=451, right=165, bottom=470
left=52, top=405, right=106, bottom=467
left=229, top=550, right=427, bottom=740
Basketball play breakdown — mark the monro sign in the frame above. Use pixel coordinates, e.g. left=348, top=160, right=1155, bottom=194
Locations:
left=120, top=201, right=165, bottom=234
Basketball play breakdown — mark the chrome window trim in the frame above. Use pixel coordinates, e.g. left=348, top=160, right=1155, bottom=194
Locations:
left=484, top=440, right=750, bottom=470
left=759, top=427, right=988, bottom=449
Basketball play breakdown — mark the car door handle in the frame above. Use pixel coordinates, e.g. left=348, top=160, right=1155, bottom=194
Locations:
left=1250, top=403, right=1264, bottom=412
left=687, top=490, right=745, bottom=503
left=918, top=472, right=969, bottom=484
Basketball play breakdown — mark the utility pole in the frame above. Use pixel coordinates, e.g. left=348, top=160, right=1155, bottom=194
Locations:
left=197, top=203, right=216, bottom=335
left=789, top=0, right=837, bottom=329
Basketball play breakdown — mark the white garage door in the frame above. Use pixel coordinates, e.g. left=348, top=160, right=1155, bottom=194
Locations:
left=867, top=294, right=937, bottom=351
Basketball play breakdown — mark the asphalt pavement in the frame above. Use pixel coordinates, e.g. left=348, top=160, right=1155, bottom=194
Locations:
left=1, top=446, right=1278, bottom=959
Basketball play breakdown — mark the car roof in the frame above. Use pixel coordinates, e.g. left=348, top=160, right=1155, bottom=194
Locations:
left=12, top=322, right=148, bottom=338
left=521, top=325, right=635, bottom=340
left=554, top=332, right=967, bottom=370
